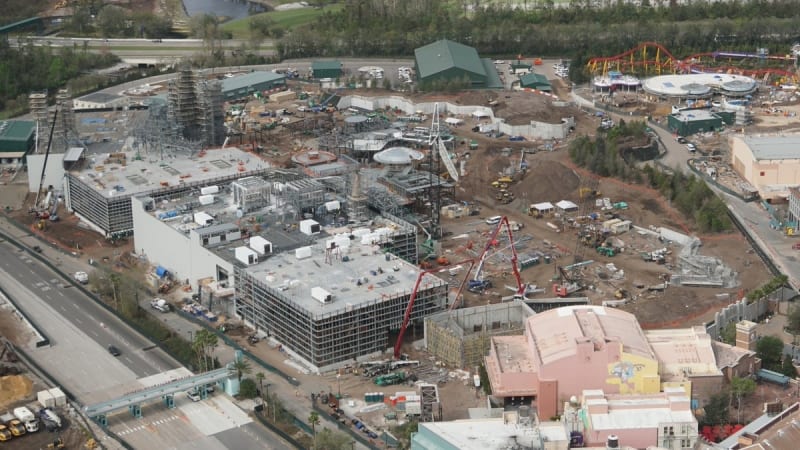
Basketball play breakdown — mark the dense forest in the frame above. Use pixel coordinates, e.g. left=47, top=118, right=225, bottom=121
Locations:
left=569, top=121, right=731, bottom=232
left=278, top=0, right=800, bottom=69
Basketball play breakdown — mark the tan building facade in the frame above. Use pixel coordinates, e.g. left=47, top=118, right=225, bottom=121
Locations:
left=730, top=135, right=800, bottom=201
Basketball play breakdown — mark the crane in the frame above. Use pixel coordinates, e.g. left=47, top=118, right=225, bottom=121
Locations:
left=469, top=216, right=525, bottom=296
left=393, top=216, right=526, bottom=359
left=394, top=258, right=476, bottom=359
left=33, top=106, right=59, bottom=213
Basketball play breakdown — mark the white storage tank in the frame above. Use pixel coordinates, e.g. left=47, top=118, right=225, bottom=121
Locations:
left=311, top=287, right=332, bottom=304
left=200, top=185, right=220, bottom=195
left=198, top=195, right=215, bottom=206
left=48, top=387, right=67, bottom=407
left=295, top=246, right=312, bottom=260
left=249, top=236, right=272, bottom=254
left=299, top=219, right=321, bottom=236
left=37, top=390, right=55, bottom=408
left=235, top=246, right=259, bottom=265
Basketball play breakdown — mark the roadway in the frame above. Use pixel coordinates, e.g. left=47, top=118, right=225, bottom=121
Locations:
left=0, top=219, right=294, bottom=449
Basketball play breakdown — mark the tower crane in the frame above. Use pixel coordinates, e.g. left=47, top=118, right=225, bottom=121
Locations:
left=393, top=216, right=525, bottom=359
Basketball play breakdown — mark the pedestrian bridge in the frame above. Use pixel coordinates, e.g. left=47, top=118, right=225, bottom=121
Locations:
left=84, top=366, right=236, bottom=424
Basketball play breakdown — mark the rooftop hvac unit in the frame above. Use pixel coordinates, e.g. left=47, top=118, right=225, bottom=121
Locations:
left=311, top=287, right=332, bottom=304
left=235, top=246, right=259, bottom=265
left=299, top=219, right=321, bottom=236
left=200, top=185, right=219, bottom=195
left=295, top=246, right=312, bottom=260
left=249, top=236, right=273, bottom=255
left=325, top=200, right=340, bottom=211
left=194, top=211, right=214, bottom=226
left=199, top=195, right=215, bottom=206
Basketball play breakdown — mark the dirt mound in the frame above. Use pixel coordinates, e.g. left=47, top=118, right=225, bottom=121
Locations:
left=0, top=374, right=32, bottom=409
left=512, top=159, right=581, bottom=202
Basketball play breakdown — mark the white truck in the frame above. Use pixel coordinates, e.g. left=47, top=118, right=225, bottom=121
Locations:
left=73, top=271, right=89, bottom=284
left=150, top=298, right=170, bottom=313
left=13, top=407, right=38, bottom=432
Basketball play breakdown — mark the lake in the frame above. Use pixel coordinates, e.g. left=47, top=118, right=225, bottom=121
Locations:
left=181, top=0, right=268, bottom=21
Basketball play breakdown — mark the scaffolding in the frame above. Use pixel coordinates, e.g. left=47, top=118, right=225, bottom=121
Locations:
left=198, top=79, right=225, bottom=147
left=28, top=91, right=48, bottom=151
left=52, top=88, right=75, bottom=153
left=167, top=67, right=200, bottom=141
left=234, top=261, right=448, bottom=373
left=232, top=176, right=271, bottom=213
left=423, top=301, right=534, bottom=370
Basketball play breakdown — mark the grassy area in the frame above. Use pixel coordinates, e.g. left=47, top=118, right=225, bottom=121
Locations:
left=221, top=5, right=342, bottom=40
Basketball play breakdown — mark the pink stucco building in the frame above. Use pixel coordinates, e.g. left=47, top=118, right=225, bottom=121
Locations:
left=485, top=306, right=661, bottom=419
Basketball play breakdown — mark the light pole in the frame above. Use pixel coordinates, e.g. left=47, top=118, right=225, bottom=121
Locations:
left=337, top=374, right=341, bottom=398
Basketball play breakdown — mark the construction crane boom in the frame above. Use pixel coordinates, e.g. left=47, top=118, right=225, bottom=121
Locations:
left=34, top=106, right=59, bottom=211
left=473, top=216, right=525, bottom=295
left=394, top=258, right=476, bottom=359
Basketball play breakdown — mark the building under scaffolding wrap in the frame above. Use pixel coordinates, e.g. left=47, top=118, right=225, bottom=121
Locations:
left=423, top=301, right=535, bottom=370
left=233, top=235, right=448, bottom=373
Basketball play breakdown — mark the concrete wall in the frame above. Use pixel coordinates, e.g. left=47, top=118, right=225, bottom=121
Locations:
left=338, top=95, right=573, bottom=140
left=705, top=297, right=771, bottom=340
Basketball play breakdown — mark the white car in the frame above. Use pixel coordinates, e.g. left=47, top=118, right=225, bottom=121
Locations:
left=186, top=390, right=201, bottom=402
left=686, top=143, right=697, bottom=153
left=493, top=60, right=505, bottom=65
left=73, top=271, right=89, bottom=284
left=485, top=216, right=502, bottom=225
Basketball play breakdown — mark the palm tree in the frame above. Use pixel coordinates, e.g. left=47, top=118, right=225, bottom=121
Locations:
left=232, top=358, right=252, bottom=382
left=255, top=372, right=265, bottom=399
left=308, top=411, right=320, bottom=449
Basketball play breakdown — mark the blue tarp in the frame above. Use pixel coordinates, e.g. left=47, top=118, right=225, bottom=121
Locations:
left=156, top=266, right=169, bottom=278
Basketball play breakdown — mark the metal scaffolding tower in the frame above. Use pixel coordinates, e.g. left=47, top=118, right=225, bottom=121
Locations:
left=167, top=67, right=200, bottom=141
left=28, top=91, right=48, bottom=151
left=52, top=88, right=75, bottom=153
left=198, top=79, right=225, bottom=147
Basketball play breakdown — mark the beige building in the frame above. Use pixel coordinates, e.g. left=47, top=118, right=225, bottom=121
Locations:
left=730, top=134, right=800, bottom=201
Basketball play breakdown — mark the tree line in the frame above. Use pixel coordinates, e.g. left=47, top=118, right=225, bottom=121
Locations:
left=568, top=121, right=732, bottom=233
left=0, top=41, right=119, bottom=114
left=277, top=0, right=800, bottom=66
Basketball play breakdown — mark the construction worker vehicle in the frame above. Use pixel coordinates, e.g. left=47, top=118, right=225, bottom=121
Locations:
left=0, top=423, right=11, bottom=441
left=579, top=188, right=601, bottom=199
left=468, top=279, right=492, bottom=293
left=596, top=246, right=616, bottom=257
left=5, top=418, right=24, bottom=437
left=374, top=371, right=407, bottom=386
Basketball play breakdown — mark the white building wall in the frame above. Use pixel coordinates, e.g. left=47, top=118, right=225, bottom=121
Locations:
left=26, top=153, right=66, bottom=193
left=132, top=197, right=235, bottom=286
left=132, top=196, right=194, bottom=281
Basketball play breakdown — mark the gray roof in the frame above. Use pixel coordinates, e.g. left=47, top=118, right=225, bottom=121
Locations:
left=311, top=60, right=342, bottom=71
left=414, top=39, right=486, bottom=80
left=78, top=92, right=123, bottom=104
left=743, top=135, right=800, bottom=161
left=222, top=71, right=286, bottom=93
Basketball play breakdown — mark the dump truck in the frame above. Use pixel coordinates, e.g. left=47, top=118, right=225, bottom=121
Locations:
left=13, top=407, right=38, bottom=432
left=39, top=408, right=61, bottom=430
left=374, top=371, right=407, bottom=386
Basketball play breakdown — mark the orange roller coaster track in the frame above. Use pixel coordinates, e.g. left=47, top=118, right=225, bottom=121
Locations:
left=587, top=42, right=799, bottom=83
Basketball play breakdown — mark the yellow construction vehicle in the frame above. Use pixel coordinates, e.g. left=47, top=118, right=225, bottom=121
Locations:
left=6, top=419, right=25, bottom=437
left=86, top=438, right=99, bottom=449
left=579, top=187, right=601, bottom=199
left=0, top=423, right=11, bottom=441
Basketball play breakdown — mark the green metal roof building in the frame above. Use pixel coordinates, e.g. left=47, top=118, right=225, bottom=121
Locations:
left=311, top=60, right=343, bottom=79
left=667, top=109, right=734, bottom=136
left=0, top=120, right=35, bottom=153
left=519, top=73, right=552, bottom=91
left=414, top=39, right=502, bottom=89
left=221, top=71, right=287, bottom=101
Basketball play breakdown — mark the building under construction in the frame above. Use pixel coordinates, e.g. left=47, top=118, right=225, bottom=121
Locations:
left=423, top=300, right=535, bottom=370
left=234, top=230, right=449, bottom=373
left=167, top=68, right=225, bottom=147
left=64, top=147, right=271, bottom=237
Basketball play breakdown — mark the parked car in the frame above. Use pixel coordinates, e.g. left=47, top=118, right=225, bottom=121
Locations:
left=107, top=345, right=121, bottom=356
left=508, top=135, right=525, bottom=141
left=677, top=136, right=687, bottom=144
left=186, top=390, right=201, bottom=402
left=686, top=143, right=697, bottom=153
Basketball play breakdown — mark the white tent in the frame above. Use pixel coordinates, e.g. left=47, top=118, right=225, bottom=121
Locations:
left=445, top=117, right=463, bottom=125
left=471, top=109, right=491, bottom=118
left=531, top=202, right=554, bottom=213
left=556, top=200, right=579, bottom=212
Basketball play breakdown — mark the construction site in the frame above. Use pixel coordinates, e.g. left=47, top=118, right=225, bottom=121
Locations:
left=0, top=60, right=783, bottom=445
